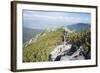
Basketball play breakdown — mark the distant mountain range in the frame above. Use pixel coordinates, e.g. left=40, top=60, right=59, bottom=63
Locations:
left=67, top=23, right=90, bottom=32
left=23, top=27, right=43, bottom=43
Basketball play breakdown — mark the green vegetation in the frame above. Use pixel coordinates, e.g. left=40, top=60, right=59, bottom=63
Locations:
left=66, top=29, right=91, bottom=58
left=23, top=28, right=64, bottom=62
left=23, top=28, right=91, bottom=62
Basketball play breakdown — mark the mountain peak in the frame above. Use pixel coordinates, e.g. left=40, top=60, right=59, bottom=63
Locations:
left=67, top=23, right=90, bottom=32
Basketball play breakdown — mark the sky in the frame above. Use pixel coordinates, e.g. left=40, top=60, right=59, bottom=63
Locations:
left=23, top=10, right=91, bottom=29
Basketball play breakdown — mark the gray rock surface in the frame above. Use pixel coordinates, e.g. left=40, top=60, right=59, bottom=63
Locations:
left=49, top=44, right=85, bottom=61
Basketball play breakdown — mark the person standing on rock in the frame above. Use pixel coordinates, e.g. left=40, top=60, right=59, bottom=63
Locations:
left=63, top=30, right=67, bottom=46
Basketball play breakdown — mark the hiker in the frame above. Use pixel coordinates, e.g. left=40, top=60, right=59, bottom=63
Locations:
left=63, top=30, right=68, bottom=45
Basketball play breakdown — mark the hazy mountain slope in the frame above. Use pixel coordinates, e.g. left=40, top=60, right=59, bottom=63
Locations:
left=23, top=27, right=43, bottom=43
left=67, top=23, right=90, bottom=32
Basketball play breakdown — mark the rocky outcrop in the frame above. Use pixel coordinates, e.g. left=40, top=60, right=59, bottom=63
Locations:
left=50, top=44, right=72, bottom=61
left=49, top=44, right=86, bottom=61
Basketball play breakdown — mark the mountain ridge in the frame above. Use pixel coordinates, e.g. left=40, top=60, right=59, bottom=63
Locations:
left=67, top=23, right=90, bottom=32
